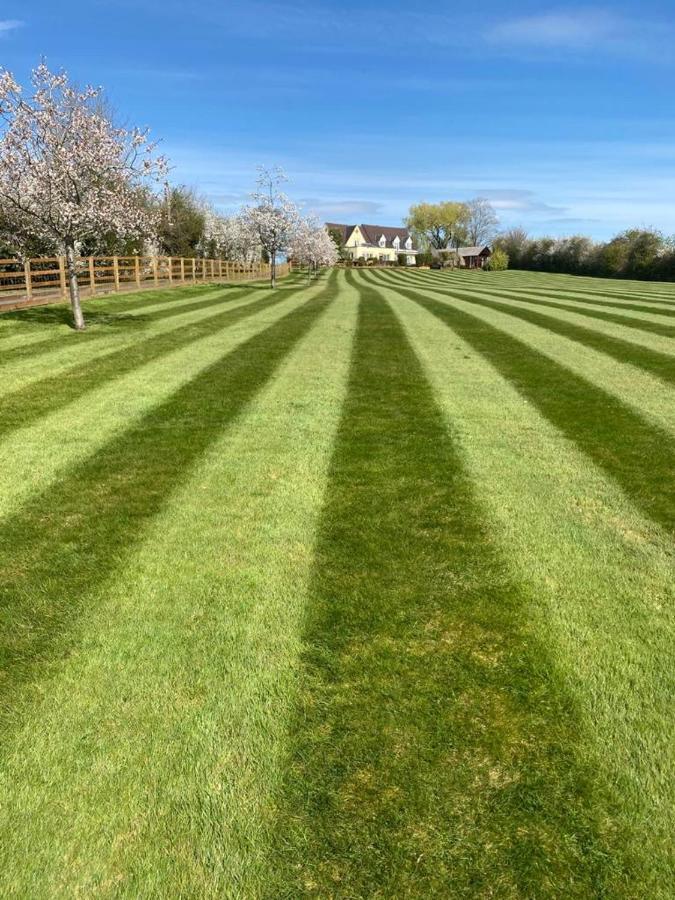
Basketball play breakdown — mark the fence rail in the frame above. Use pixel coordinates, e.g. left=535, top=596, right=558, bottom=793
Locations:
left=0, top=255, right=287, bottom=312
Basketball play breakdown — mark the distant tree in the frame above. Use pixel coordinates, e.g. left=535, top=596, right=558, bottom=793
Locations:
left=406, top=201, right=469, bottom=251
left=200, top=209, right=261, bottom=262
left=241, top=166, right=301, bottom=288
left=0, top=63, right=167, bottom=329
left=465, top=198, right=499, bottom=246
left=288, top=217, right=338, bottom=279
left=622, top=229, right=665, bottom=277
left=327, top=226, right=348, bottom=261
left=494, top=228, right=528, bottom=268
left=486, top=247, right=509, bottom=270
left=157, top=186, right=206, bottom=257
left=550, top=235, right=594, bottom=274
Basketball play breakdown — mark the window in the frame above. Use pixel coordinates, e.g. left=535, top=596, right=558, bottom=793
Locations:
left=393, top=235, right=400, bottom=250
left=405, top=236, right=412, bottom=250
left=378, top=235, right=386, bottom=248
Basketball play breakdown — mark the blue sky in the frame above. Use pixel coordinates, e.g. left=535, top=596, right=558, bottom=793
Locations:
left=2, top=1, right=674, bottom=238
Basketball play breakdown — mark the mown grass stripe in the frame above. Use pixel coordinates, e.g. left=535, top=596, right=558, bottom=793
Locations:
left=439, top=271, right=675, bottom=319
left=390, top=290, right=675, bottom=896
left=0, top=278, right=301, bottom=366
left=378, top=270, right=675, bottom=387
left=488, top=272, right=675, bottom=305
left=268, top=270, right=628, bottom=898
left=0, top=272, right=337, bottom=726
left=436, top=273, right=675, bottom=312
left=0, top=272, right=359, bottom=897
left=365, top=271, right=675, bottom=537
left=409, top=270, right=675, bottom=339
left=0, top=285, right=328, bottom=520
left=0, top=278, right=319, bottom=440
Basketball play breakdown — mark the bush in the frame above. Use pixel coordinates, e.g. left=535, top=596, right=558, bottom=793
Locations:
left=486, top=248, right=509, bottom=271
left=415, top=251, right=434, bottom=267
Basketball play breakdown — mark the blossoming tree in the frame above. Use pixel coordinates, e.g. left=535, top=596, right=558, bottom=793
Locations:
left=241, top=167, right=300, bottom=288
left=288, top=216, right=339, bottom=279
left=0, top=63, right=167, bottom=329
left=200, top=206, right=261, bottom=263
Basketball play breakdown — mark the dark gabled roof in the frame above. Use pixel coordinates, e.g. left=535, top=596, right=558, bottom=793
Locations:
left=326, top=223, right=355, bottom=244
left=359, top=224, right=413, bottom=248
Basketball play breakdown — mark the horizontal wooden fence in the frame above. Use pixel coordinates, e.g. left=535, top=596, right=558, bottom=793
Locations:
left=0, top=255, right=289, bottom=312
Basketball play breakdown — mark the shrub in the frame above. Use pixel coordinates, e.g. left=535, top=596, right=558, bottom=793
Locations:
left=486, top=248, right=509, bottom=271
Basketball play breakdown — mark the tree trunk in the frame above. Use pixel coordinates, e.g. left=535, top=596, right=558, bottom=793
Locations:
left=65, top=243, right=85, bottom=331
left=270, top=251, right=276, bottom=289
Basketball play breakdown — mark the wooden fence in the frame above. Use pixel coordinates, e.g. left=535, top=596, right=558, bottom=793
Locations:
left=0, top=255, right=288, bottom=312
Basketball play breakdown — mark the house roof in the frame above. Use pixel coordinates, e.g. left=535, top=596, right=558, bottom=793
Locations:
left=456, top=245, right=491, bottom=257
left=326, top=222, right=416, bottom=250
left=359, top=224, right=413, bottom=248
left=326, top=223, right=355, bottom=244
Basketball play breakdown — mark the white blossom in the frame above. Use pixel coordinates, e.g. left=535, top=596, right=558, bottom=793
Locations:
left=0, top=62, right=168, bottom=328
left=288, top=216, right=339, bottom=277
left=240, top=167, right=302, bottom=287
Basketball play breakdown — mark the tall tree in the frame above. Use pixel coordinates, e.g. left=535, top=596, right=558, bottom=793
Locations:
left=405, top=201, right=469, bottom=250
left=465, top=198, right=499, bottom=245
left=241, top=167, right=300, bottom=288
left=199, top=207, right=260, bottom=262
left=494, top=227, right=529, bottom=268
left=288, top=217, right=338, bottom=279
left=157, top=187, right=206, bottom=258
left=0, top=63, right=167, bottom=329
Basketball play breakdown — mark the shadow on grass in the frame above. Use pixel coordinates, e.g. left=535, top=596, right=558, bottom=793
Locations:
left=269, top=272, right=630, bottom=898
left=0, top=278, right=315, bottom=438
left=0, top=278, right=293, bottom=364
left=0, top=272, right=338, bottom=732
left=0, top=278, right=279, bottom=328
left=497, top=279, right=675, bottom=308
left=378, top=269, right=675, bottom=387
left=366, top=270, right=675, bottom=537
left=487, top=285, right=675, bottom=320
left=410, top=270, right=675, bottom=339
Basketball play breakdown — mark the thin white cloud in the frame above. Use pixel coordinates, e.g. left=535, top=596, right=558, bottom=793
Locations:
left=0, top=19, right=23, bottom=35
left=300, top=198, right=384, bottom=219
left=486, top=10, right=621, bottom=49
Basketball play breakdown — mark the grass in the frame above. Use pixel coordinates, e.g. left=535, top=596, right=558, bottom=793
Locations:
left=0, top=268, right=673, bottom=897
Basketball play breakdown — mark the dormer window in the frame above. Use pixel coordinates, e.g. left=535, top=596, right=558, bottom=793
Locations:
left=393, top=235, right=400, bottom=250
left=378, top=234, right=386, bottom=248
left=405, top=236, right=412, bottom=250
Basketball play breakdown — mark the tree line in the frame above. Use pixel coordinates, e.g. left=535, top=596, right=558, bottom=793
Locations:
left=0, top=63, right=336, bottom=329
left=494, top=228, right=675, bottom=281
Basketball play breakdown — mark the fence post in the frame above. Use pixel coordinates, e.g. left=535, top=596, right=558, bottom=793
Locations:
left=58, top=256, right=67, bottom=299
left=88, top=257, right=96, bottom=296
left=203, top=258, right=208, bottom=282
left=113, top=255, right=120, bottom=292
left=23, top=259, right=32, bottom=301
left=192, top=258, right=196, bottom=282
left=167, top=257, right=173, bottom=284
left=180, top=258, right=185, bottom=282
left=152, top=256, right=159, bottom=287
left=134, top=256, right=141, bottom=288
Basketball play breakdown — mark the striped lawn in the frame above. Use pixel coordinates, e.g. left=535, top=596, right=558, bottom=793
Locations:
left=0, top=268, right=672, bottom=898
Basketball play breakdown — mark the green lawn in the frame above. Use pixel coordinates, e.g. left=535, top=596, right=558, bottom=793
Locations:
left=0, top=268, right=673, bottom=898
